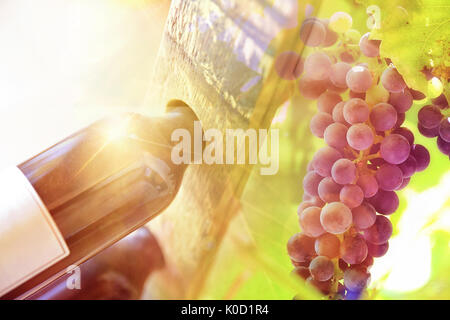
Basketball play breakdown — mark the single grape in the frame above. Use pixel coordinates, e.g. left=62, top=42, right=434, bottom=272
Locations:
left=410, top=144, right=430, bottom=172
left=303, top=171, right=323, bottom=196
left=359, top=32, right=380, bottom=57
left=364, top=215, right=393, bottom=245
left=380, top=134, right=410, bottom=164
left=304, top=51, right=332, bottom=80
left=356, top=174, right=379, bottom=198
left=346, top=66, right=373, bottom=93
left=317, top=91, right=342, bottom=114
left=437, top=136, right=450, bottom=155
left=330, top=62, right=351, bottom=88
left=375, top=164, right=403, bottom=191
left=368, top=190, right=399, bottom=215
left=312, top=147, right=342, bottom=177
left=344, top=267, right=370, bottom=292
left=392, top=127, right=414, bottom=146
left=367, top=241, right=389, bottom=258
left=352, top=202, right=377, bottom=230
left=310, top=112, right=334, bottom=138
left=343, top=98, right=370, bottom=124
left=418, top=105, right=443, bottom=129
left=439, top=117, right=450, bottom=142
left=274, top=51, right=304, bottom=80
left=324, top=122, right=348, bottom=149
left=418, top=123, right=438, bottom=137
left=329, top=12, right=352, bottom=33
left=309, top=256, right=334, bottom=281
left=381, top=66, right=406, bottom=93
left=298, top=76, right=328, bottom=99
left=331, top=158, right=356, bottom=185
left=332, top=101, right=348, bottom=124
left=306, top=276, right=332, bottom=295
left=398, top=156, right=417, bottom=178
left=340, top=184, right=364, bottom=209
left=320, top=202, right=353, bottom=234
left=389, top=90, right=413, bottom=113
left=318, top=177, right=342, bottom=203
left=300, top=18, right=326, bottom=47
left=287, top=233, right=316, bottom=263
left=340, top=234, right=368, bottom=265
left=291, top=266, right=310, bottom=280
left=299, top=206, right=326, bottom=237
left=366, top=84, right=389, bottom=105
left=315, top=233, right=340, bottom=258
left=347, top=123, right=374, bottom=150
left=369, top=103, right=397, bottom=131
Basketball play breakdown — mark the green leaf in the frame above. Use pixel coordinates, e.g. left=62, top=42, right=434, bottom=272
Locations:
left=359, top=0, right=450, bottom=99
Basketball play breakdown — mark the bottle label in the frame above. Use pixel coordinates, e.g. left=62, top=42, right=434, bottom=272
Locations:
left=0, top=167, right=70, bottom=297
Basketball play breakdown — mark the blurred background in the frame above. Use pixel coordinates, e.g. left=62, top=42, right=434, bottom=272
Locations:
left=0, top=0, right=448, bottom=299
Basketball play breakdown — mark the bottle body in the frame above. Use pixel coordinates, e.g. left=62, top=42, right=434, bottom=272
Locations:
left=2, top=109, right=194, bottom=299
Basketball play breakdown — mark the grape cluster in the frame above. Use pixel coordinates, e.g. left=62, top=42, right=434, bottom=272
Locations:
left=417, top=95, right=450, bottom=157
left=282, top=11, right=431, bottom=299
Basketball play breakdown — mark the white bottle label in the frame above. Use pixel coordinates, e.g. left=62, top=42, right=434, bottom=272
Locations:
left=0, top=166, right=70, bottom=297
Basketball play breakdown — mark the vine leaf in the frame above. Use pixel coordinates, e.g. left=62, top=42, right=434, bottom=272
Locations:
left=359, top=0, right=450, bottom=100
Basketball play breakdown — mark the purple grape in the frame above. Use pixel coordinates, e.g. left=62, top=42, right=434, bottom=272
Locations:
left=330, top=62, right=351, bottom=88
left=418, top=105, right=443, bottom=129
left=309, top=256, right=334, bottom=281
left=340, top=184, right=364, bottom=209
left=398, top=156, right=417, bottom=178
left=299, top=206, right=326, bottom=237
left=359, top=32, right=380, bottom=57
left=287, top=233, right=316, bottom=263
left=369, top=190, right=399, bottom=215
left=375, top=164, right=403, bottom=191
left=317, top=91, right=342, bottom=114
left=312, top=147, right=342, bottom=177
left=347, top=124, right=374, bottom=151
left=324, top=122, right=348, bottom=149
left=432, top=93, right=449, bottom=109
left=340, top=234, right=368, bottom=265
left=332, top=158, right=356, bottom=185
left=364, top=215, right=393, bottom=245
left=320, top=202, right=353, bottom=234
left=344, top=267, right=370, bottom=293
left=352, top=202, right=376, bottom=230
left=437, top=136, right=450, bottom=155
left=410, top=144, right=430, bottom=172
left=315, top=233, right=340, bottom=258
left=418, top=122, right=439, bottom=138
left=392, top=127, right=414, bottom=145
left=381, top=66, right=406, bottom=93
left=393, top=112, right=406, bottom=129
left=396, top=177, right=411, bottom=190
left=439, top=117, right=450, bottom=142
left=318, top=177, right=342, bottom=203
left=388, top=90, right=413, bottom=113
left=343, top=98, right=370, bottom=124
left=380, top=134, right=410, bottom=164
left=332, top=101, right=348, bottom=124
left=303, top=171, right=323, bottom=196
left=370, top=103, right=397, bottom=131
left=346, top=66, right=373, bottom=93
left=356, top=174, right=379, bottom=198
left=310, top=112, right=334, bottom=138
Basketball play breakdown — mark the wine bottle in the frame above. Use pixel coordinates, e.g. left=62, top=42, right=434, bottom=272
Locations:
left=0, top=107, right=196, bottom=299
